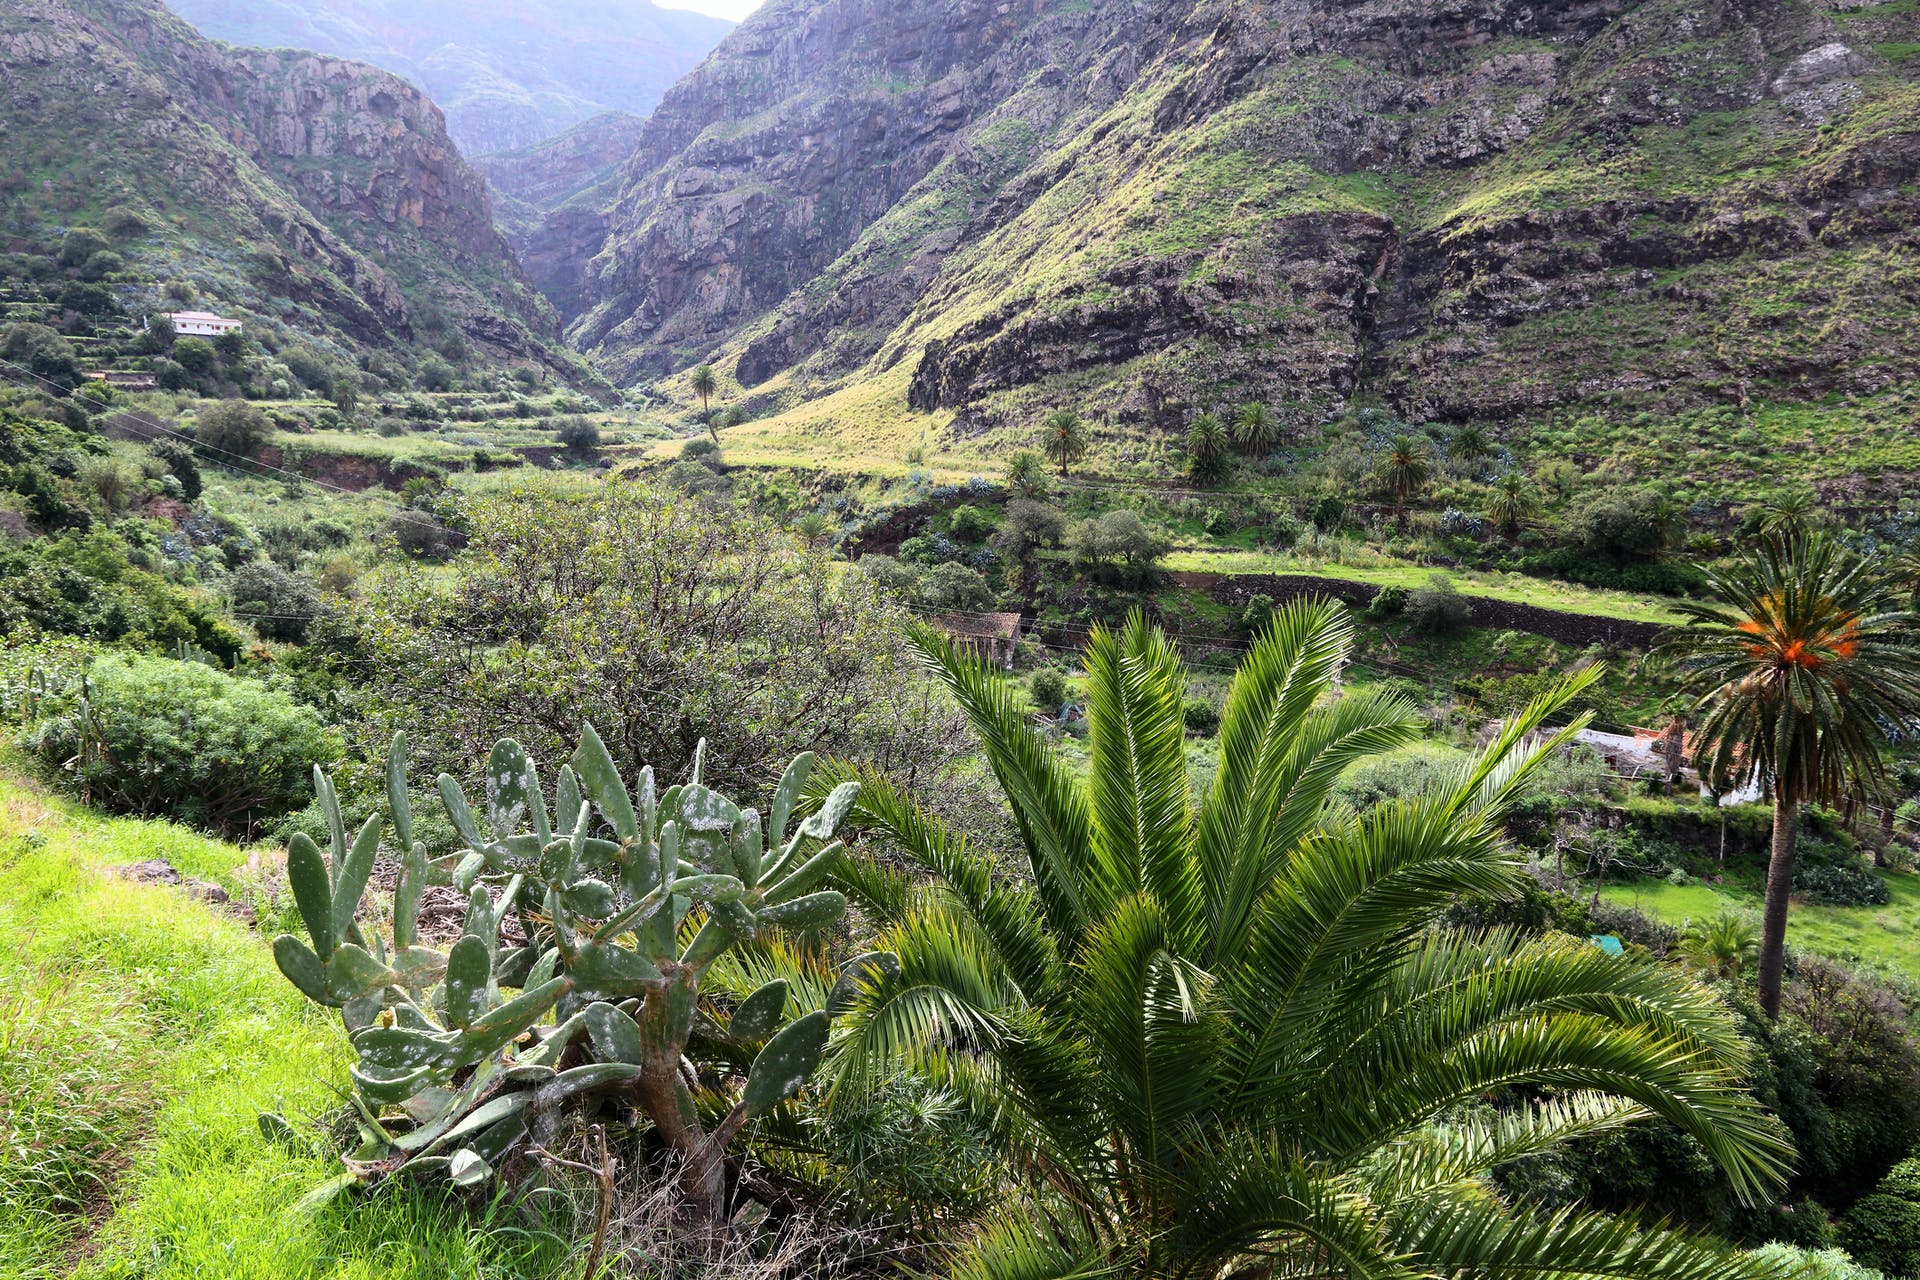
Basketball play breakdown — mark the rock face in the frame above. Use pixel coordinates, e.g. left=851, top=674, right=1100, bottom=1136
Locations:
left=473, top=112, right=649, bottom=316
left=163, top=0, right=734, bottom=156
left=573, top=0, right=1920, bottom=444
left=0, top=0, right=568, bottom=369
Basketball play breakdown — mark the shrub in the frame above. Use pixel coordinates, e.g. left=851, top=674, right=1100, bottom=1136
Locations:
left=1029, top=667, right=1068, bottom=712
left=1181, top=696, right=1220, bottom=736
left=194, top=400, right=268, bottom=457
left=1843, top=1194, right=1920, bottom=1277
left=1242, top=592, right=1276, bottom=635
left=382, top=509, right=463, bottom=561
left=1744, top=1244, right=1884, bottom=1280
left=1366, top=584, right=1409, bottom=619
left=1564, top=486, right=1677, bottom=561
left=147, top=439, right=201, bottom=500
left=57, top=227, right=111, bottom=267
left=680, top=435, right=722, bottom=469
left=918, top=561, right=993, bottom=611
left=1404, top=574, right=1472, bottom=635
left=227, top=562, right=324, bottom=642
left=1794, top=862, right=1890, bottom=907
left=855, top=554, right=922, bottom=598
left=947, top=503, right=993, bottom=542
left=555, top=416, right=601, bottom=452
left=24, top=655, right=335, bottom=834
left=1309, top=493, right=1345, bottom=531
left=172, top=338, right=216, bottom=378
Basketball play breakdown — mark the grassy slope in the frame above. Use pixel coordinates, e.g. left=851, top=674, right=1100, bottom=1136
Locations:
left=0, top=772, right=576, bottom=1280
left=1601, top=871, right=1920, bottom=977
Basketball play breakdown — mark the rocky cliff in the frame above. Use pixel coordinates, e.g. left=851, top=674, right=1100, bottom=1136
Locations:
left=573, top=0, right=1920, bottom=460
left=163, top=0, right=734, bottom=156
left=0, top=0, right=572, bottom=372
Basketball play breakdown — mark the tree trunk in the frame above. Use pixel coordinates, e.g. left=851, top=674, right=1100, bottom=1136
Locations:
left=1757, top=796, right=1798, bottom=1020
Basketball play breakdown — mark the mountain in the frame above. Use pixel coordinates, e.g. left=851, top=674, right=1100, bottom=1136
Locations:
left=161, top=0, right=735, bottom=156
left=0, top=0, right=574, bottom=377
left=471, top=113, right=649, bottom=318
left=570, top=0, right=1920, bottom=467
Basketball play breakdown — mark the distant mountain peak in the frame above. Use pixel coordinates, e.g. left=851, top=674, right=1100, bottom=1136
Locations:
left=162, top=0, right=735, bottom=155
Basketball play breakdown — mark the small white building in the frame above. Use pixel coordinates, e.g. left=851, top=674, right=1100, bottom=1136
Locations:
left=158, top=310, right=242, bottom=337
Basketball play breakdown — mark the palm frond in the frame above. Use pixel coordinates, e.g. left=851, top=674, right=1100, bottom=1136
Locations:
left=905, top=620, right=1097, bottom=955
left=1083, top=614, right=1201, bottom=947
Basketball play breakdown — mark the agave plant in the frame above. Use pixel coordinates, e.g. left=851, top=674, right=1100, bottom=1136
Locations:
left=814, top=603, right=1794, bottom=1280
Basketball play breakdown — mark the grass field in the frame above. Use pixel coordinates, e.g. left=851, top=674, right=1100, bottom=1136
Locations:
left=0, top=772, right=582, bottom=1280
left=1160, top=547, right=1690, bottom=624
left=1600, top=871, right=1920, bottom=977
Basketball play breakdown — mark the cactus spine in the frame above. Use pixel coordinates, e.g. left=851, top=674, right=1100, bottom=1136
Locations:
left=271, top=726, right=873, bottom=1228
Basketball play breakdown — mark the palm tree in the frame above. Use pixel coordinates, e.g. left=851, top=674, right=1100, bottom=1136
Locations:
left=1231, top=402, right=1277, bottom=457
left=1003, top=448, right=1051, bottom=499
left=1452, top=423, right=1494, bottom=472
left=1663, top=535, right=1920, bottom=1018
left=1042, top=408, right=1086, bottom=479
left=1376, top=433, right=1433, bottom=528
left=1488, top=471, right=1537, bottom=542
left=1756, top=491, right=1820, bottom=543
left=1187, top=412, right=1230, bottom=485
left=793, top=511, right=835, bottom=550
left=816, top=604, right=1792, bottom=1280
left=689, top=363, right=719, bottom=441
left=1678, top=912, right=1760, bottom=983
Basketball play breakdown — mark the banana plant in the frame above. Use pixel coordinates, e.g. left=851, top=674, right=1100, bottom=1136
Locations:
left=270, top=725, right=872, bottom=1227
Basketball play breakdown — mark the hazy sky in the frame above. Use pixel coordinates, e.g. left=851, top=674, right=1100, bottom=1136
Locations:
left=664, top=0, right=760, bottom=19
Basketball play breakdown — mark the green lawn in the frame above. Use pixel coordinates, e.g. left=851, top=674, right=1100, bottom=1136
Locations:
left=1600, top=871, right=1920, bottom=976
left=0, top=773, right=581, bottom=1279
left=1160, top=547, right=1689, bottom=624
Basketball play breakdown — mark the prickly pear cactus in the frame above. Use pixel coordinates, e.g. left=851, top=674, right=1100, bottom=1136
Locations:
left=270, top=726, right=874, bottom=1214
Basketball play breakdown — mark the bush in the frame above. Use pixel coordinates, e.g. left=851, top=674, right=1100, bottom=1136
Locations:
left=947, top=503, right=993, bottom=542
left=919, top=561, right=993, bottom=611
left=194, top=400, right=268, bottom=457
left=855, top=554, right=922, bottom=598
left=147, top=439, right=201, bottom=500
left=1565, top=486, right=1675, bottom=561
left=555, top=416, right=601, bottom=452
left=1029, top=668, right=1068, bottom=712
left=1366, top=585, right=1409, bottom=619
left=1404, top=574, right=1472, bottom=636
left=1242, top=593, right=1276, bottom=636
left=382, top=509, right=463, bottom=561
left=1065, top=509, right=1166, bottom=586
left=1309, top=494, right=1345, bottom=531
left=681, top=436, right=723, bottom=468
left=1843, top=1194, right=1920, bottom=1277
left=24, top=655, right=336, bottom=835
left=227, top=562, right=324, bottom=642
left=1181, top=697, right=1220, bottom=736
left=1795, top=862, right=1891, bottom=907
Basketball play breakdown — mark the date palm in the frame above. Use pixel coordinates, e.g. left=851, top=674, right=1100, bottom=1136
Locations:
left=689, top=363, right=719, bottom=441
left=1042, top=408, right=1086, bottom=479
left=1004, top=448, right=1051, bottom=500
left=1678, top=912, right=1760, bottom=983
left=1452, top=423, right=1494, bottom=472
left=1232, top=402, right=1277, bottom=457
left=1376, top=433, right=1432, bottom=529
left=1188, top=411, right=1230, bottom=485
left=817, top=603, right=1792, bottom=1280
left=1488, top=471, right=1536, bottom=542
left=1663, top=535, right=1920, bottom=1018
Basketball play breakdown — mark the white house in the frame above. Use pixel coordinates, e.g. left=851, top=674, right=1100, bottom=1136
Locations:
left=158, top=310, right=242, bottom=337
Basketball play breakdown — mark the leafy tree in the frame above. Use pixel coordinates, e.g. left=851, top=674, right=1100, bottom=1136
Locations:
left=1065, top=509, right=1165, bottom=586
left=1186, top=412, right=1230, bottom=485
left=1376, top=433, right=1433, bottom=528
left=148, top=438, right=201, bottom=500
left=172, top=337, right=216, bottom=378
left=689, top=363, right=719, bottom=441
left=57, top=227, right=111, bottom=268
left=1003, top=447, right=1051, bottom=499
left=1231, top=402, right=1277, bottom=456
left=346, top=485, right=963, bottom=798
left=414, top=355, right=454, bottom=392
left=1488, top=471, right=1537, bottom=541
left=194, top=400, right=268, bottom=457
left=1042, top=408, right=1086, bottom=479
left=992, top=499, right=1066, bottom=594
left=555, top=416, right=601, bottom=453
left=1663, top=535, right=1920, bottom=1017
left=815, top=606, right=1790, bottom=1280
left=1568, top=486, right=1682, bottom=561
left=919, top=561, right=993, bottom=612
left=1405, top=572, right=1473, bottom=635
left=228, top=561, right=324, bottom=642
left=1, top=322, right=81, bottom=389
